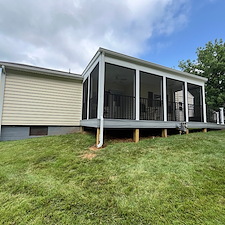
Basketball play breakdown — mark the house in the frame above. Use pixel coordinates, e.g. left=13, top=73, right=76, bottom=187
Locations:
left=0, top=62, right=82, bottom=141
left=0, top=48, right=224, bottom=144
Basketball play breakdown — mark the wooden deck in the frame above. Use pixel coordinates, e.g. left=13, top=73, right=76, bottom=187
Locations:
left=81, top=119, right=225, bottom=130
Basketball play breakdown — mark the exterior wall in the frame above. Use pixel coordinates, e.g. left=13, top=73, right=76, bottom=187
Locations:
left=2, top=70, right=82, bottom=126
left=0, top=126, right=80, bottom=141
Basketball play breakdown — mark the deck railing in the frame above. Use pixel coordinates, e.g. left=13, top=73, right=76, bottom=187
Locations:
left=89, top=97, right=98, bottom=119
left=167, top=101, right=185, bottom=121
left=188, top=104, right=203, bottom=122
left=207, top=108, right=218, bottom=123
left=140, top=97, right=163, bottom=120
left=104, top=93, right=135, bottom=119
left=103, top=92, right=223, bottom=124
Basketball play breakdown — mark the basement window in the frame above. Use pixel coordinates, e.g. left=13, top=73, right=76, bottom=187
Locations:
left=29, top=126, right=48, bottom=136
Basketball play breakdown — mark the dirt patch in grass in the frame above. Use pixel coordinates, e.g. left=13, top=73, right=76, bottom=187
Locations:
left=89, top=144, right=107, bottom=150
left=89, top=145, right=101, bottom=151
left=81, top=153, right=97, bottom=160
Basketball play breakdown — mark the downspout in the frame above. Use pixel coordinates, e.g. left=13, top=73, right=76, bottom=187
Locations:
left=0, top=65, right=6, bottom=137
left=96, top=51, right=105, bottom=148
left=97, top=116, right=104, bottom=148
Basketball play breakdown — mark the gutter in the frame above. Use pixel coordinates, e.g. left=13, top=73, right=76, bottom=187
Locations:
left=97, top=116, right=104, bottom=148
left=0, top=61, right=82, bottom=80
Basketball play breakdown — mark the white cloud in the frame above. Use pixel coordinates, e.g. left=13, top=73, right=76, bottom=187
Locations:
left=0, top=0, right=190, bottom=73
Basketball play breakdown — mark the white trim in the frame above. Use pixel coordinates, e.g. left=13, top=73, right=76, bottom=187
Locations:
left=220, top=108, right=224, bottom=125
left=82, top=51, right=101, bottom=77
left=97, top=53, right=105, bottom=119
left=163, top=76, right=167, bottom=121
left=216, top=112, right=220, bottom=124
left=202, top=84, right=207, bottom=123
left=87, top=75, right=90, bottom=120
left=0, top=66, right=6, bottom=135
left=83, top=58, right=100, bottom=81
left=136, top=70, right=140, bottom=120
left=185, top=82, right=189, bottom=122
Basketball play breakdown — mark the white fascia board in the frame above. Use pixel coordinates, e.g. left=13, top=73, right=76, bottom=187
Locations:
left=82, top=57, right=100, bottom=82
left=100, top=48, right=207, bottom=83
left=0, top=61, right=82, bottom=80
left=82, top=51, right=101, bottom=78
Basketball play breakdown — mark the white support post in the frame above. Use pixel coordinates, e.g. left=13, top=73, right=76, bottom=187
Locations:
left=220, top=107, right=224, bottom=125
left=216, top=112, right=220, bottom=125
left=163, top=76, right=167, bottom=121
left=87, top=75, right=90, bottom=120
left=202, top=84, right=207, bottom=123
left=136, top=70, right=140, bottom=120
left=97, top=52, right=105, bottom=120
left=0, top=66, right=6, bottom=136
left=184, top=82, right=189, bottom=122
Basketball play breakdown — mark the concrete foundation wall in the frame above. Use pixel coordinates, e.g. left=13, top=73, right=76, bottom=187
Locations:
left=0, top=126, right=81, bottom=141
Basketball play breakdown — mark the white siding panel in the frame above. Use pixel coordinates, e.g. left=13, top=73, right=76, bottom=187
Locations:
left=2, top=72, right=82, bottom=126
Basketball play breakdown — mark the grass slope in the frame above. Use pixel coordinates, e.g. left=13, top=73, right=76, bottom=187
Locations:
left=0, top=131, right=225, bottom=224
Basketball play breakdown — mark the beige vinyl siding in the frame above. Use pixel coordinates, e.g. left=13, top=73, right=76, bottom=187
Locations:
left=2, top=71, right=82, bottom=126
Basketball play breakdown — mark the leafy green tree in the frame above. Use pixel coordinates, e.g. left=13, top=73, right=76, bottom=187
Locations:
left=179, top=39, right=225, bottom=110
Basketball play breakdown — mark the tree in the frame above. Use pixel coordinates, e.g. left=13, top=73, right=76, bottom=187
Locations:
left=179, top=39, right=225, bottom=110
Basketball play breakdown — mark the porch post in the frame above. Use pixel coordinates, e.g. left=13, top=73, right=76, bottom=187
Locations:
left=202, top=84, right=207, bottom=123
left=97, top=53, right=105, bottom=119
left=184, top=82, right=189, bottom=122
left=162, top=128, right=168, bottom=138
left=163, top=76, right=167, bottom=121
left=220, top=107, right=224, bottom=125
left=216, top=112, right=220, bottom=125
left=96, top=128, right=100, bottom=145
left=87, top=75, right=90, bottom=120
left=136, top=70, right=140, bottom=120
left=133, top=129, right=139, bottom=143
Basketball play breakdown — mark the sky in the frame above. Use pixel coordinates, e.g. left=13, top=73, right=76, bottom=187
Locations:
left=0, top=0, right=225, bottom=74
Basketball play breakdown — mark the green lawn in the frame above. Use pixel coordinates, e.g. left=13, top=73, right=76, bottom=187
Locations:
left=0, top=130, right=225, bottom=224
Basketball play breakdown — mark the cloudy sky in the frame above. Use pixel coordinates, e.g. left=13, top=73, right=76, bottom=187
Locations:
left=0, top=0, right=225, bottom=73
